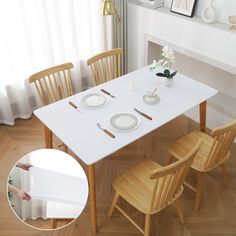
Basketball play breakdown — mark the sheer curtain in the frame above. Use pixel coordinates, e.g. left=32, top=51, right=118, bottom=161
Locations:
left=0, top=0, right=105, bottom=125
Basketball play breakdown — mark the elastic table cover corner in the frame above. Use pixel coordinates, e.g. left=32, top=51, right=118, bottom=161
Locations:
left=34, top=65, right=218, bottom=233
left=28, top=167, right=88, bottom=206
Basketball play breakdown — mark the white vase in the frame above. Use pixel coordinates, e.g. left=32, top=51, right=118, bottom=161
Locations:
left=163, top=77, right=173, bottom=87
left=202, top=0, right=217, bottom=24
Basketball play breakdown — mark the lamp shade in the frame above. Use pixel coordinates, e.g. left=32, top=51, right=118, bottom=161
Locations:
left=101, top=0, right=116, bottom=16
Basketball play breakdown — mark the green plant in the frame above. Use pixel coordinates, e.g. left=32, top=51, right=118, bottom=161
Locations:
left=156, top=69, right=177, bottom=79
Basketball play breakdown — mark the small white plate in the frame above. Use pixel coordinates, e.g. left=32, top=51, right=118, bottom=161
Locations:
left=110, top=113, right=140, bottom=131
left=82, top=93, right=108, bottom=108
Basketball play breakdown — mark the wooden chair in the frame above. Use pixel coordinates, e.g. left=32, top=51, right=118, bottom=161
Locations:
left=29, top=63, right=74, bottom=106
left=29, top=63, right=74, bottom=152
left=87, top=48, right=123, bottom=86
left=168, top=120, right=236, bottom=211
left=108, top=141, right=201, bottom=236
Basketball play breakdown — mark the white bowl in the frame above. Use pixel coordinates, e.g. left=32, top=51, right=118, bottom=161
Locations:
left=143, top=93, right=160, bottom=105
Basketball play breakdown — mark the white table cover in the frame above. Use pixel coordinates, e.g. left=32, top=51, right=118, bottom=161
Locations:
left=34, top=66, right=217, bottom=165
left=46, top=201, right=84, bottom=219
left=28, top=167, right=88, bottom=206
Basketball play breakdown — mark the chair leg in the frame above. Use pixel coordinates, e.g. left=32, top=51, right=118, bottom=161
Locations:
left=108, top=192, right=119, bottom=218
left=220, top=164, right=229, bottom=188
left=174, top=198, right=185, bottom=224
left=144, top=214, right=151, bottom=236
left=195, top=172, right=204, bottom=211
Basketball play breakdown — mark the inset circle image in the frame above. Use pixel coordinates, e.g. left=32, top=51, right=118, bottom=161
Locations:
left=7, top=149, right=88, bottom=230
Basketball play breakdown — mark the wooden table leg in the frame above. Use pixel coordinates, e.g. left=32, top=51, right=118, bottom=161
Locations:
left=88, top=164, right=97, bottom=234
left=199, top=101, right=207, bottom=132
left=44, top=125, right=52, bottom=148
left=51, top=219, right=57, bottom=229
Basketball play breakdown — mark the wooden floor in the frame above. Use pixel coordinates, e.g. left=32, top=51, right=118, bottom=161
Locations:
left=1, top=115, right=236, bottom=236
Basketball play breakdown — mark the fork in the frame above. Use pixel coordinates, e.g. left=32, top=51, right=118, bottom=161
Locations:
left=96, top=122, right=115, bottom=139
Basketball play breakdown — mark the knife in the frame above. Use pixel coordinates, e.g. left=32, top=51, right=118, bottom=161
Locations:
left=133, top=108, right=152, bottom=120
left=69, top=101, right=82, bottom=113
left=100, top=89, right=116, bottom=98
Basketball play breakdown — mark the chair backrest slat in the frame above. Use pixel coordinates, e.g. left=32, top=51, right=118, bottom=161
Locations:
left=118, top=54, right=121, bottom=77
left=87, top=48, right=123, bottom=86
left=29, top=63, right=74, bottom=106
left=48, top=75, right=56, bottom=102
left=205, top=120, right=236, bottom=169
left=67, top=70, right=73, bottom=96
left=57, top=71, right=65, bottom=99
left=63, top=70, right=69, bottom=98
left=43, top=77, right=53, bottom=104
left=52, top=73, right=60, bottom=101
left=149, top=141, right=201, bottom=211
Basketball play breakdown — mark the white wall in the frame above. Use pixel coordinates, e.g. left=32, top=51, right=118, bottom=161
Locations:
left=126, top=1, right=236, bottom=130
left=164, top=0, right=236, bottom=23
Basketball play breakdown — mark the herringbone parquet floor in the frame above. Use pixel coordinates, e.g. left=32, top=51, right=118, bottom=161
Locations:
left=0, top=115, right=236, bottom=236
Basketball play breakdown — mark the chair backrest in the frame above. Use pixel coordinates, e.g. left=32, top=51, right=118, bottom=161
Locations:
left=149, top=141, right=201, bottom=211
left=87, top=48, right=123, bottom=86
left=29, top=63, right=74, bottom=106
left=205, top=120, right=236, bottom=169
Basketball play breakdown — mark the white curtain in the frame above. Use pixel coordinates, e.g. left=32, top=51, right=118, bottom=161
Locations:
left=0, top=0, right=106, bottom=125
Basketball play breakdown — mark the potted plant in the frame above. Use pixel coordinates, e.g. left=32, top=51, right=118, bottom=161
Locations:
left=151, top=46, right=177, bottom=86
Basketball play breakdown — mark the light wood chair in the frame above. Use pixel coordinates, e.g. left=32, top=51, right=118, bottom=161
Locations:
left=108, top=141, right=201, bottom=236
left=29, top=63, right=74, bottom=152
left=168, top=120, right=236, bottom=211
left=87, top=48, right=123, bottom=86
left=29, top=63, right=74, bottom=106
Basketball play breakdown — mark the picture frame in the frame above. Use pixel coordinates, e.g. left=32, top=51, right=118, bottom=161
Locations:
left=170, top=0, right=197, bottom=17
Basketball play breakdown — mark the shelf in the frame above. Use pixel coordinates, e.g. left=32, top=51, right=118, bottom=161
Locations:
left=127, top=0, right=236, bottom=75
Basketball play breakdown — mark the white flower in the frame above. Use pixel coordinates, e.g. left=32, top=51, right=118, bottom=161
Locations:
left=162, top=47, right=175, bottom=60
left=159, top=45, right=175, bottom=69
left=151, top=45, right=176, bottom=72
left=157, top=59, right=164, bottom=65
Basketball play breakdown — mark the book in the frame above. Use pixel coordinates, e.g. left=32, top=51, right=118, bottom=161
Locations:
left=139, top=0, right=164, bottom=8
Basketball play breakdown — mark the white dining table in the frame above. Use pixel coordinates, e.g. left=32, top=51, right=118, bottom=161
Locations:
left=34, top=65, right=217, bottom=233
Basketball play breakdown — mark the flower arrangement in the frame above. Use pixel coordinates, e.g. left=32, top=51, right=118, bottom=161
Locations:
left=150, top=46, right=177, bottom=79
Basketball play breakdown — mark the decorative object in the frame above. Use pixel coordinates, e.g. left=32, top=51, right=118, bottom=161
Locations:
left=228, top=16, right=236, bottom=30
left=101, top=0, right=121, bottom=22
left=143, top=89, right=160, bottom=104
left=130, top=82, right=137, bottom=92
left=202, top=0, right=217, bottom=24
left=139, top=0, right=164, bottom=9
left=152, top=46, right=177, bottom=87
left=170, top=0, right=197, bottom=17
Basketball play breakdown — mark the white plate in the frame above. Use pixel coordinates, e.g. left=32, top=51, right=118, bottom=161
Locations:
left=110, top=113, right=140, bottom=131
left=82, top=93, right=108, bottom=107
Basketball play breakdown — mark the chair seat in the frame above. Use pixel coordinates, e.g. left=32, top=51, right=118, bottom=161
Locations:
left=113, top=160, right=183, bottom=214
left=168, top=131, right=230, bottom=172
